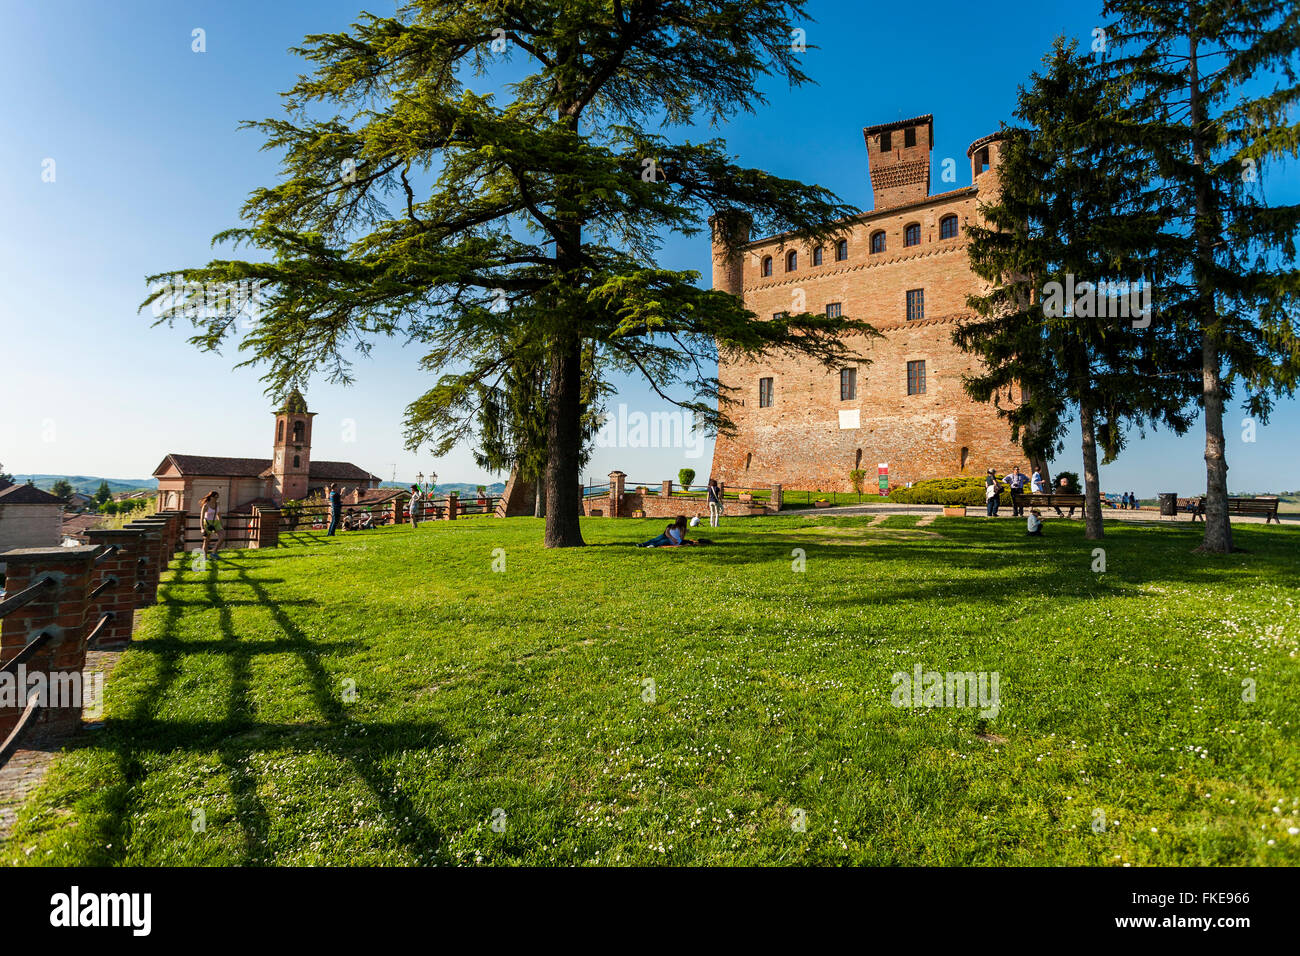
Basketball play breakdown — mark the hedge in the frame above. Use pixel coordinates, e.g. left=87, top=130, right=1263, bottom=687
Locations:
left=887, top=476, right=1013, bottom=507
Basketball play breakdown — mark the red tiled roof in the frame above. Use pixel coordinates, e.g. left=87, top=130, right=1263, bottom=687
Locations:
left=154, top=454, right=380, bottom=483
left=0, top=483, right=64, bottom=505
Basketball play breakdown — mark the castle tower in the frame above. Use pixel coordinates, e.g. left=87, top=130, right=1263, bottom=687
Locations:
left=967, top=132, right=1006, bottom=223
left=709, top=209, right=752, bottom=296
left=863, top=115, right=933, bottom=210
left=271, top=388, right=316, bottom=504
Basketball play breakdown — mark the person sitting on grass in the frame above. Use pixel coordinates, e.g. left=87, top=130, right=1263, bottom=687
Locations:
left=1027, top=508, right=1044, bottom=536
left=638, top=516, right=693, bottom=548
left=358, top=509, right=374, bottom=530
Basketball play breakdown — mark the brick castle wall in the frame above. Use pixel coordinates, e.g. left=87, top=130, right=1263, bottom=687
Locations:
left=712, top=120, right=1025, bottom=492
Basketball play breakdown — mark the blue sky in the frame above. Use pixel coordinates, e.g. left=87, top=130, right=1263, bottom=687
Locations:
left=1, top=0, right=1296, bottom=494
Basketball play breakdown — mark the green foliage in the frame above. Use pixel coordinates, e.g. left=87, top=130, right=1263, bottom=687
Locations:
left=848, top=468, right=867, bottom=493
left=1101, top=0, right=1300, bottom=552
left=142, top=0, right=876, bottom=546
left=1054, top=471, right=1081, bottom=495
left=50, top=479, right=73, bottom=499
left=678, top=468, right=695, bottom=491
left=93, top=481, right=111, bottom=506
left=888, top=476, right=1012, bottom=507
left=101, top=501, right=120, bottom=516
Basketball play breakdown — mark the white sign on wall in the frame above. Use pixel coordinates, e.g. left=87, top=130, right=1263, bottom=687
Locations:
left=838, top=409, right=861, bottom=430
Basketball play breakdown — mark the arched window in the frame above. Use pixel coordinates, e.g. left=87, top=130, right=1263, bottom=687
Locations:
left=292, top=420, right=305, bottom=443
left=293, top=455, right=301, bottom=468
left=761, top=256, right=773, bottom=277
left=835, top=239, right=849, bottom=261
left=813, top=246, right=824, bottom=266
left=904, top=223, right=921, bottom=247
left=786, top=250, right=797, bottom=272
left=870, top=231, right=886, bottom=254
left=940, top=214, right=958, bottom=239
left=276, top=420, right=284, bottom=442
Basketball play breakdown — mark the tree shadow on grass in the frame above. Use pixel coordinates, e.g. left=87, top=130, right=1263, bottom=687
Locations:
left=61, top=550, right=457, bottom=866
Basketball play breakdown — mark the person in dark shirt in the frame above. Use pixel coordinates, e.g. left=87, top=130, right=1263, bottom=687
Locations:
left=326, top=483, right=342, bottom=536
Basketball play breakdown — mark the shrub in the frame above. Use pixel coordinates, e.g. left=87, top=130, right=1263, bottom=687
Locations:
left=887, top=476, right=1012, bottom=507
left=678, top=468, right=695, bottom=491
left=849, top=468, right=867, bottom=493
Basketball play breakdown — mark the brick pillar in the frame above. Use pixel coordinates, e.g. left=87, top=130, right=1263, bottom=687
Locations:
left=608, top=471, right=626, bottom=519
left=253, top=508, right=280, bottom=549
left=770, top=482, right=783, bottom=513
left=157, top=510, right=186, bottom=557
left=84, top=529, right=145, bottom=647
left=123, top=526, right=163, bottom=605
left=0, top=545, right=98, bottom=738
left=393, top=496, right=406, bottom=525
left=661, top=480, right=673, bottom=499
left=130, top=517, right=174, bottom=584
left=446, top=493, right=459, bottom=520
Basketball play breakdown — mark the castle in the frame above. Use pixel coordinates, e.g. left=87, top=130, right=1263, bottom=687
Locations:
left=152, top=390, right=382, bottom=514
left=710, top=115, right=1026, bottom=492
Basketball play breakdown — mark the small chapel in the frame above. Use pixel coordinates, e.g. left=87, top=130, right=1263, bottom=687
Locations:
left=152, top=390, right=383, bottom=515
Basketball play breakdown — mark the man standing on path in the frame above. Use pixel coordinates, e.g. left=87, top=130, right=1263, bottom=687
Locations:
left=326, top=483, right=342, bottom=536
left=1004, top=466, right=1029, bottom=516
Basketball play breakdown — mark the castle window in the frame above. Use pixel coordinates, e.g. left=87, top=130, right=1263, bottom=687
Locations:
left=835, top=239, right=849, bottom=261
left=761, top=256, right=773, bottom=277
left=880, top=130, right=892, bottom=152
left=276, top=420, right=284, bottom=442
left=293, top=454, right=301, bottom=468
left=825, top=302, right=842, bottom=318
left=292, top=420, right=305, bottom=443
left=870, top=231, right=886, bottom=254
left=786, top=250, right=797, bottom=272
left=907, top=360, right=927, bottom=395
left=813, top=246, right=824, bottom=266
left=940, top=214, right=958, bottom=239
left=906, top=288, right=925, bottom=321
left=904, top=126, right=916, bottom=148
left=840, top=368, right=857, bottom=401
left=773, top=311, right=789, bottom=321
left=904, top=223, right=920, bottom=247
left=759, top=377, right=774, bottom=408
left=977, top=147, right=990, bottom=173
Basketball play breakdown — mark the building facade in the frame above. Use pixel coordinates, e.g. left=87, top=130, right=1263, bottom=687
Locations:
left=152, top=391, right=382, bottom=515
left=710, top=115, right=1026, bottom=492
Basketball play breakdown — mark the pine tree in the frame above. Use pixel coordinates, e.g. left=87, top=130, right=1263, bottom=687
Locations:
left=1101, top=0, right=1300, bottom=553
left=94, top=481, right=112, bottom=507
left=959, top=38, right=1197, bottom=539
left=144, top=1, right=871, bottom=547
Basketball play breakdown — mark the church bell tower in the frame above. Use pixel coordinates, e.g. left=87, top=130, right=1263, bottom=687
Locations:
left=271, top=389, right=315, bottom=504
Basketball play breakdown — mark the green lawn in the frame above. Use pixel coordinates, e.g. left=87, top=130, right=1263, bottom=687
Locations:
left=5, top=515, right=1299, bottom=866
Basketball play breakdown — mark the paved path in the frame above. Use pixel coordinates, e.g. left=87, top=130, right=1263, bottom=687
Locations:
left=0, top=648, right=124, bottom=844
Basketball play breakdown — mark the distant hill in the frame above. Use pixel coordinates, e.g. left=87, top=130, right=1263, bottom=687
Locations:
left=12, top=475, right=159, bottom=496
left=378, top=481, right=506, bottom=494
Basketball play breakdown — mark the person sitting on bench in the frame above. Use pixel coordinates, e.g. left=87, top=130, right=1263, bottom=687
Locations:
left=1053, top=477, right=1077, bottom=518
left=1027, top=508, right=1044, bottom=536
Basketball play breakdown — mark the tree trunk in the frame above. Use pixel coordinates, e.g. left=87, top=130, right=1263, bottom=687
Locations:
left=1189, top=30, right=1233, bottom=554
left=543, top=326, right=585, bottom=547
left=1079, top=398, right=1103, bottom=540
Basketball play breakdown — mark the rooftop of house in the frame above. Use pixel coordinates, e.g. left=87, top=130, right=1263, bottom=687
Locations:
left=0, top=483, right=65, bottom=505
left=153, top=454, right=381, bottom=483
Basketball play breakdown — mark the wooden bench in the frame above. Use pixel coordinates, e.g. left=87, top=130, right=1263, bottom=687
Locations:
left=1180, top=496, right=1279, bottom=523
left=1018, top=492, right=1086, bottom=516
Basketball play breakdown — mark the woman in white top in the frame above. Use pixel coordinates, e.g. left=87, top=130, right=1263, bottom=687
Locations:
left=199, top=491, right=223, bottom=559
left=1030, top=470, right=1045, bottom=494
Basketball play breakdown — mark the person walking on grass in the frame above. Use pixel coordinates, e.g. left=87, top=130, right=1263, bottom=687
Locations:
left=199, top=490, right=223, bottom=560
left=984, top=468, right=1002, bottom=518
left=408, top=485, right=422, bottom=528
left=707, top=478, right=723, bottom=528
left=326, top=483, right=342, bottom=536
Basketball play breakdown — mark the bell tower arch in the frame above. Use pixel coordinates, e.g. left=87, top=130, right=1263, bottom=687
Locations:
left=271, top=388, right=315, bottom=504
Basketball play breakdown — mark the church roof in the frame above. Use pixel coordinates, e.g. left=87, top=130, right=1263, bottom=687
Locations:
left=0, top=483, right=64, bottom=505
left=152, top=453, right=380, bottom=483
